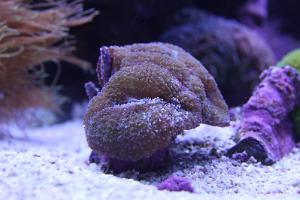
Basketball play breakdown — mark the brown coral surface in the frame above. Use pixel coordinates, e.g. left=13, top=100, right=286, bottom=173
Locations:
left=84, top=42, right=229, bottom=162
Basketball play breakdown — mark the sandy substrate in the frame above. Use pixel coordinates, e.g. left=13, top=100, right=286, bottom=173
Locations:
left=1, top=120, right=300, bottom=200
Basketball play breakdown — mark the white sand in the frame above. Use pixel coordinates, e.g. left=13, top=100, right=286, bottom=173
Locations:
left=1, top=120, right=300, bottom=200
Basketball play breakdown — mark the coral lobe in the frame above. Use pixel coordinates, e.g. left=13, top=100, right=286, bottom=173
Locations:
left=84, top=42, right=229, bottom=164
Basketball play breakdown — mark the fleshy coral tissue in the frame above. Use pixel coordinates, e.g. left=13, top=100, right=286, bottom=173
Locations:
left=84, top=42, right=230, bottom=172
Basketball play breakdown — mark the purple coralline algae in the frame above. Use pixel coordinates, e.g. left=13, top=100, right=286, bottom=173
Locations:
left=161, top=8, right=275, bottom=106
left=228, top=66, right=300, bottom=164
left=277, top=48, right=300, bottom=138
left=84, top=42, right=229, bottom=170
left=157, top=176, right=194, bottom=193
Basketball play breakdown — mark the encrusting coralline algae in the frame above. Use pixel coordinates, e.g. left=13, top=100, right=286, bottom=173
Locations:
left=157, top=175, right=195, bottom=193
left=227, top=47, right=300, bottom=164
left=227, top=57, right=300, bottom=166
left=84, top=42, right=229, bottom=172
left=277, top=49, right=300, bottom=138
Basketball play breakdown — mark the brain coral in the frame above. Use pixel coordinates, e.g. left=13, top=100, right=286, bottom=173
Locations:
left=161, top=8, right=275, bottom=106
left=84, top=42, right=229, bottom=162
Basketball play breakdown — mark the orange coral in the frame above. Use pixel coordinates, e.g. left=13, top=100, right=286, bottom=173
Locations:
left=0, top=0, right=98, bottom=126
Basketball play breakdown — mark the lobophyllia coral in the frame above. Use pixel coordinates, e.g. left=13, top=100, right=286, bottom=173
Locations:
left=161, top=8, right=275, bottom=106
left=0, top=0, right=98, bottom=128
left=157, top=176, right=194, bottom=193
left=227, top=66, right=300, bottom=164
left=84, top=42, right=229, bottom=169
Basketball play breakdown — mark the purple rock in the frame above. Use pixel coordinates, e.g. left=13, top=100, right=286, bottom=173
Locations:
left=157, top=176, right=194, bottom=193
left=228, top=66, right=300, bottom=164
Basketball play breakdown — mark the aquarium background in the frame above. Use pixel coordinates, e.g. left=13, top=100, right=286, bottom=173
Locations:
left=46, top=0, right=300, bottom=120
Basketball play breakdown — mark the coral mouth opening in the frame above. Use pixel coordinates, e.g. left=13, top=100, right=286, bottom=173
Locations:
left=113, top=97, right=184, bottom=111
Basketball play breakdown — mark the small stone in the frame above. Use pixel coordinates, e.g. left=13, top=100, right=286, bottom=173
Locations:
left=157, top=175, right=194, bottom=193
